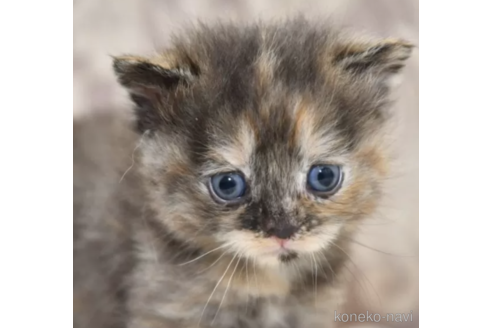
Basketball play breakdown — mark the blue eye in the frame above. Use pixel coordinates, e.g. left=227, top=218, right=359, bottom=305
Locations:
left=210, top=172, right=247, bottom=202
left=307, top=165, right=343, bottom=194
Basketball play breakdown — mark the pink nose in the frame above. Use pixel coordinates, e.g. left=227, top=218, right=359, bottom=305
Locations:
left=273, top=236, right=288, bottom=247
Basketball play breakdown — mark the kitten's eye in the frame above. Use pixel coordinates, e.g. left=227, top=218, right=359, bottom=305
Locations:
left=307, top=165, right=343, bottom=195
left=210, top=172, right=246, bottom=202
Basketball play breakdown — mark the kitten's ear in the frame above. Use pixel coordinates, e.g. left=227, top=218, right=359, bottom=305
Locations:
left=112, top=55, right=197, bottom=133
left=334, top=39, right=414, bottom=87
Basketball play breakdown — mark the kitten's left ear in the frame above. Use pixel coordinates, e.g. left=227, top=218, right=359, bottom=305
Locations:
left=334, top=39, right=414, bottom=87
left=112, top=54, right=198, bottom=133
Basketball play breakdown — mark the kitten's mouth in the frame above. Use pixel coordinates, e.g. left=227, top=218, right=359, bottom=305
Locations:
left=262, top=246, right=298, bottom=262
left=262, top=237, right=299, bottom=262
left=278, top=251, right=298, bottom=262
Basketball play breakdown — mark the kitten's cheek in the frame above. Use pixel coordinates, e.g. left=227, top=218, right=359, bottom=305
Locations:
left=288, top=237, right=326, bottom=254
left=290, top=224, right=342, bottom=253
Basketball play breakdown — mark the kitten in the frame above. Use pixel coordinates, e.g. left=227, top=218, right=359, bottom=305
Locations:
left=74, top=17, right=413, bottom=328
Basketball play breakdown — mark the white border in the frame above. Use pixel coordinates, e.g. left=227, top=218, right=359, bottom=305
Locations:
left=421, top=1, right=492, bottom=327
left=0, top=1, right=72, bottom=327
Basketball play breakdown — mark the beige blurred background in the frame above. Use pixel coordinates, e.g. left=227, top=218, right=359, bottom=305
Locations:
left=74, top=1, right=418, bottom=327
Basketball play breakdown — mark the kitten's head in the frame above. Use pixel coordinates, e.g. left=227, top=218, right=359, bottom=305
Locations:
left=113, top=19, right=412, bottom=268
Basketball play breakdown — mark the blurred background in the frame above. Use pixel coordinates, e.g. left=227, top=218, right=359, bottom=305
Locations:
left=73, top=0, right=418, bottom=327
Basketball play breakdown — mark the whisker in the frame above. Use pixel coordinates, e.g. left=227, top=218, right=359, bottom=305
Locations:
left=212, top=255, right=241, bottom=324
left=197, top=252, right=238, bottom=328
left=313, top=252, right=329, bottom=280
left=243, top=259, right=250, bottom=314
left=170, top=222, right=217, bottom=261
left=347, top=237, right=415, bottom=257
left=310, top=253, right=318, bottom=309
left=119, top=130, right=148, bottom=183
left=308, top=255, right=315, bottom=306
left=245, top=258, right=250, bottom=294
left=178, top=245, right=228, bottom=266
left=197, top=251, right=228, bottom=274
left=291, top=260, right=303, bottom=284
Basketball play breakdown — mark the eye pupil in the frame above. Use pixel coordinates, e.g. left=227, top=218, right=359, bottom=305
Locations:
left=317, top=167, right=335, bottom=187
left=219, top=176, right=237, bottom=195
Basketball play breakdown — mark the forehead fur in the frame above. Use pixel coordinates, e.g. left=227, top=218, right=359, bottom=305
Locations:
left=136, top=19, right=405, bottom=159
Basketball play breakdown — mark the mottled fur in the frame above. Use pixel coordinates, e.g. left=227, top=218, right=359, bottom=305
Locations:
left=74, top=18, right=412, bottom=328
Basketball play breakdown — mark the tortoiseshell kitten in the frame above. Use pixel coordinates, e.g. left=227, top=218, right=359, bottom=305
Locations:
left=74, top=18, right=413, bottom=328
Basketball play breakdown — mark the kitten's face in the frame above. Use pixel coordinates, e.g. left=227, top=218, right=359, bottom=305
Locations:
left=114, top=20, right=412, bottom=268
left=140, top=93, right=386, bottom=268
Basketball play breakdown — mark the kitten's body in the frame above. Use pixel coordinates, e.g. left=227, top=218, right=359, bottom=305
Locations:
left=74, top=18, right=412, bottom=328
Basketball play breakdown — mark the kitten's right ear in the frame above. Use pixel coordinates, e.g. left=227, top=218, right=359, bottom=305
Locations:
left=333, top=39, right=414, bottom=89
left=112, top=55, right=197, bottom=133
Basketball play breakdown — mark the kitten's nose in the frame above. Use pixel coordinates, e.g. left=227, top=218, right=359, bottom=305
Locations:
left=269, top=224, right=298, bottom=239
